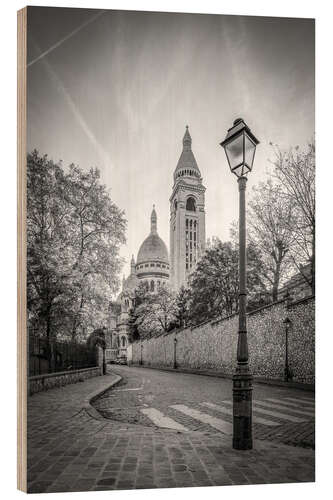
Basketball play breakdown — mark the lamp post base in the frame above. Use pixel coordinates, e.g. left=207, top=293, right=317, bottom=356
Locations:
left=233, top=367, right=253, bottom=450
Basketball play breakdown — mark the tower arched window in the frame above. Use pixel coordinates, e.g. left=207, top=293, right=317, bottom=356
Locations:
left=121, top=336, right=126, bottom=347
left=186, top=197, right=196, bottom=212
left=150, top=280, right=155, bottom=292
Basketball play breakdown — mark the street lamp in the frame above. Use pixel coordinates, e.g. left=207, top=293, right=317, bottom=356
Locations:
left=140, top=342, right=143, bottom=366
left=220, top=118, right=259, bottom=450
left=174, top=336, right=178, bottom=369
left=283, top=318, right=292, bottom=382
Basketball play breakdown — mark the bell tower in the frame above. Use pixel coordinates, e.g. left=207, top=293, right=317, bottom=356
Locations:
left=169, top=126, right=206, bottom=290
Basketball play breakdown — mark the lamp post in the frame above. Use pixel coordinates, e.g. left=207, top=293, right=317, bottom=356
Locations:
left=140, top=342, right=143, bottom=365
left=102, top=327, right=107, bottom=375
left=283, top=318, right=292, bottom=382
left=174, top=336, right=178, bottom=369
left=220, top=118, right=259, bottom=450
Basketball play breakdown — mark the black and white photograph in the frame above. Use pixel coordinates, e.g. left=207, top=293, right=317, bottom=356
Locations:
left=20, top=5, right=315, bottom=494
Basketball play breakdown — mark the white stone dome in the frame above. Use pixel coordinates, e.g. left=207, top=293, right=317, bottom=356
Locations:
left=137, top=233, right=169, bottom=265
left=135, top=207, right=170, bottom=284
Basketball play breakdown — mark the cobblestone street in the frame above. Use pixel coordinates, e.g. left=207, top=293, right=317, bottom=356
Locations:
left=27, top=367, right=315, bottom=493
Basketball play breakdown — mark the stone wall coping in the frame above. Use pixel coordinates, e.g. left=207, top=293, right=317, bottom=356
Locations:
left=192, top=294, right=315, bottom=326
left=29, top=365, right=100, bottom=381
left=191, top=317, right=218, bottom=329
left=287, top=294, right=315, bottom=308
left=130, top=295, right=314, bottom=385
left=130, top=294, right=315, bottom=345
left=139, top=329, right=182, bottom=342
left=247, top=298, right=287, bottom=316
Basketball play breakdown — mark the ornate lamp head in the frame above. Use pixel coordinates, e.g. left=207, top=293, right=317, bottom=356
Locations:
left=220, top=118, right=259, bottom=177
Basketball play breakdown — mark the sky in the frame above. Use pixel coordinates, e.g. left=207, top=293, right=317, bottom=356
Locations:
left=27, top=7, right=315, bottom=278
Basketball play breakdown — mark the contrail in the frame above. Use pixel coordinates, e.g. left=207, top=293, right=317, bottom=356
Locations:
left=35, top=49, right=113, bottom=170
left=27, top=10, right=106, bottom=68
left=29, top=36, right=114, bottom=170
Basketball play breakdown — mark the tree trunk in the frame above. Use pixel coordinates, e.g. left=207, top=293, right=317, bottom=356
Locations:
left=71, top=292, right=84, bottom=341
left=311, top=228, right=315, bottom=295
left=46, top=310, right=51, bottom=340
left=103, top=348, right=106, bottom=375
left=272, top=261, right=281, bottom=302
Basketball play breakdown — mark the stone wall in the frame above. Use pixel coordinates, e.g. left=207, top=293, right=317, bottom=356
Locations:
left=29, top=366, right=102, bottom=395
left=131, top=296, right=315, bottom=385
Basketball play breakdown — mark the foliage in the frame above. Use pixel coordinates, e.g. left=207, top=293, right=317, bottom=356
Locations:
left=131, top=284, right=177, bottom=339
left=86, top=327, right=107, bottom=349
left=86, top=327, right=107, bottom=374
left=186, top=238, right=267, bottom=325
left=27, top=150, right=126, bottom=341
left=174, top=286, right=191, bottom=328
left=271, top=142, right=315, bottom=293
left=127, top=282, right=150, bottom=342
left=247, top=179, right=297, bottom=301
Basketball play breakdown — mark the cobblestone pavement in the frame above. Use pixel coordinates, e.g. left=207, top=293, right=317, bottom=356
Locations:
left=94, top=366, right=315, bottom=449
left=27, top=367, right=315, bottom=493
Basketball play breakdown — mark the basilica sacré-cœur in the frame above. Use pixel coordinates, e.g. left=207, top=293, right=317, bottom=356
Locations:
left=106, top=126, right=206, bottom=361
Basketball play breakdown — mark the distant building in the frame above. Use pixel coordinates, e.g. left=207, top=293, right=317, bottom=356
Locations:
left=107, top=127, right=206, bottom=360
left=136, top=206, right=170, bottom=291
left=107, top=207, right=170, bottom=361
left=169, top=126, right=206, bottom=289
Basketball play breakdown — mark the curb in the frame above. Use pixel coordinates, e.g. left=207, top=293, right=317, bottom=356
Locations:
left=83, top=371, right=122, bottom=419
left=130, top=364, right=315, bottom=393
left=253, top=377, right=314, bottom=392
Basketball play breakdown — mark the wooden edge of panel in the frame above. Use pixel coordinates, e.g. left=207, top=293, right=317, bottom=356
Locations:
left=17, top=6, right=27, bottom=493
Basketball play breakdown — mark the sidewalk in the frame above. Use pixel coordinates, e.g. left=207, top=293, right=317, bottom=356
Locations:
left=27, top=370, right=315, bottom=493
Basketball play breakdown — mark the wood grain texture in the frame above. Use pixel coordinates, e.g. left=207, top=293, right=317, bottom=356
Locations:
left=17, top=6, right=27, bottom=493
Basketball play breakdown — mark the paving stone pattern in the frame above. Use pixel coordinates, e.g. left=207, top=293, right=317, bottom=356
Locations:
left=27, top=371, right=315, bottom=493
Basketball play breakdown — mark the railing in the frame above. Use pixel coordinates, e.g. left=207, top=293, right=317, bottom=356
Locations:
left=29, top=334, right=98, bottom=376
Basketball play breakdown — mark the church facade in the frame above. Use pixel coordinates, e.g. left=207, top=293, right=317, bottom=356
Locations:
left=169, top=126, right=206, bottom=290
left=106, top=127, right=206, bottom=362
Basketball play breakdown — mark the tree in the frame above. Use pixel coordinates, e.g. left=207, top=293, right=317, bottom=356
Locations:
left=174, top=286, right=191, bottom=328
left=126, top=282, right=149, bottom=340
left=87, top=327, right=107, bottom=374
left=271, top=142, right=315, bottom=294
left=126, top=283, right=148, bottom=342
left=27, top=151, right=73, bottom=340
left=133, top=284, right=177, bottom=338
left=247, top=179, right=297, bottom=301
left=61, top=164, right=126, bottom=339
left=186, top=238, right=266, bottom=325
left=153, top=285, right=178, bottom=332
left=127, top=307, right=140, bottom=343
left=27, top=150, right=127, bottom=341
